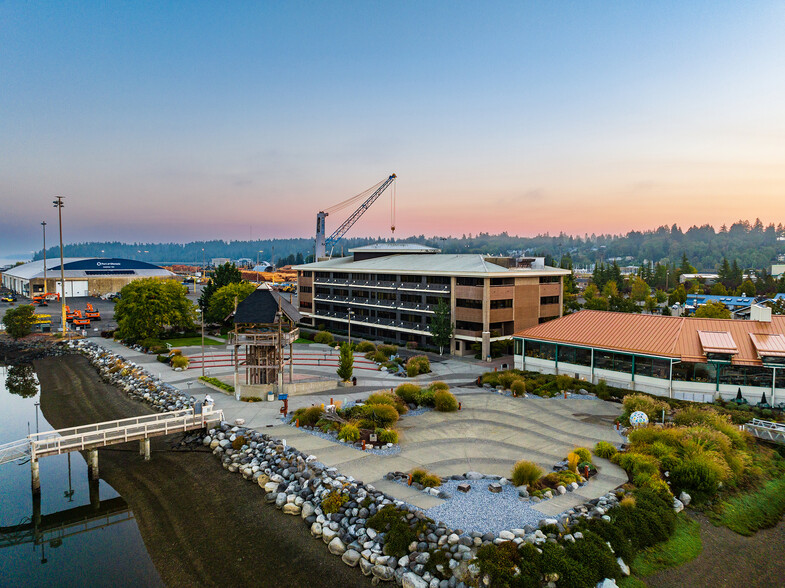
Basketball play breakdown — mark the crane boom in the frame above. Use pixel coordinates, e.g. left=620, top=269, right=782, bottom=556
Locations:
left=315, top=174, right=396, bottom=258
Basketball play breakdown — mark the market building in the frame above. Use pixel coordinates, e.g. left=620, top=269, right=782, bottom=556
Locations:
left=1, top=257, right=176, bottom=297
left=514, top=307, right=785, bottom=404
left=295, top=243, right=569, bottom=357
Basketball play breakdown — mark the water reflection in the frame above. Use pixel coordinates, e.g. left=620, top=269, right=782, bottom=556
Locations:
left=5, top=364, right=38, bottom=398
left=0, top=364, right=163, bottom=587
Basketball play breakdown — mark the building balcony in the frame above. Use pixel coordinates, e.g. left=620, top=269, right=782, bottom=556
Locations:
left=313, top=294, right=436, bottom=314
left=313, top=276, right=450, bottom=293
left=313, top=310, right=431, bottom=335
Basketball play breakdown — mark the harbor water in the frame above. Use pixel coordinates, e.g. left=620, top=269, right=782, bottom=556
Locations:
left=0, top=364, right=163, bottom=588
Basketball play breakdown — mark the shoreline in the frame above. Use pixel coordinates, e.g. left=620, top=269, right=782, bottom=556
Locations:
left=35, top=354, right=371, bottom=588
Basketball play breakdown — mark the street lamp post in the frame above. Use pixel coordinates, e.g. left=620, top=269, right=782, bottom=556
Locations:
left=41, top=221, right=47, bottom=304
left=52, top=197, right=66, bottom=336
left=197, top=309, right=205, bottom=377
left=348, top=309, right=355, bottom=347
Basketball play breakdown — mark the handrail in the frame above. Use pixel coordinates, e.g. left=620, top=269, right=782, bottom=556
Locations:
left=28, top=409, right=224, bottom=459
left=29, top=409, right=196, bottom=442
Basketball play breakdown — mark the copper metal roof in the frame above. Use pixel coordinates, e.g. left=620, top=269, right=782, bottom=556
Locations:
left=515, top=310, right=785, bottom=366
left=697, top=331, right=738, bottom=354
left=750, top=333, right=785, bottom=358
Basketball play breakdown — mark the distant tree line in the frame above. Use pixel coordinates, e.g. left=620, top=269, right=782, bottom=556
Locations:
left=31, top=218, right=784, bottom=272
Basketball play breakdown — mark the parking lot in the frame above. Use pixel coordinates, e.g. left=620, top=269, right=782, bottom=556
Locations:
left=0, top=292, right=117, bottom=335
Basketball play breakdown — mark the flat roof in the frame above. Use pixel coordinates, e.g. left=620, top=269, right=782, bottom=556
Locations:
left=3, top=257, right=174, bottom=280
left=348, top=243, right=441, bottom=254
left=295, top=254, right=569, bottom=277
left=515, top=310, right=785, bottom=366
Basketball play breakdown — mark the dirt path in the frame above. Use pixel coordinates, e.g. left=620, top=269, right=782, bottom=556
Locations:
left=36, top=355, right=371, bottom=588
left=646, top=512, right=785, bottom=588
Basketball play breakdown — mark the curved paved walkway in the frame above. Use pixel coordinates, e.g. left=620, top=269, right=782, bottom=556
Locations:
left=275, top=391, right=627, bottom=514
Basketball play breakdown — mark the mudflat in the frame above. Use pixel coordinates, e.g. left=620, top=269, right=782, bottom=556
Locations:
left=36, top=355, right=371, bottom=588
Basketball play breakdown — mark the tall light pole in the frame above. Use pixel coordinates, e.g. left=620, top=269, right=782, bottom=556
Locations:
left=348, top=309, right=354, bottom=347
left=198, top=309, right=205, bottom=377
left=41, top=221, right=47, bottom=302
left=53, top=197, right=66, bottom=336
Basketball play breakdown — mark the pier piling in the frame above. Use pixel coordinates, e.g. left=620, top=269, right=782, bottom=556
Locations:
left=88, top=449, right=99, bottom=480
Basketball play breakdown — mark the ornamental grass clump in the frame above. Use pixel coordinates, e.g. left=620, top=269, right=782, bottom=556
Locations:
left=406, top=355, right=431, bottom=377
left=622, top=393, right=669, bottom=424
left=511, top=460, right=543, bottom=487
left=361, top=403, right=399, bottom=428
left=337, top=423, right=360, bottom=442
left=416, top=388, right=436, bottom=407
left=313, top=330, right=334, bottom=345
left=321, top=490, right=349, bottom=514
left=292, top=405, right=324, bottom=427
left=594, top=441, right=618, bottom=459
left=395, top=383, right=421, bottom=405
left=433, top=389, right=458, bottom=412
left=376, top=428, right=398, bottom=444
left=171, top=355, right=189, bottom=369
left=355, top=341, right=376, bottom=353
left=410, top=468, right=441, bottom=487
left=510, top=379, right=526, bottom=396
left=366, top=392, right=408, bottom=415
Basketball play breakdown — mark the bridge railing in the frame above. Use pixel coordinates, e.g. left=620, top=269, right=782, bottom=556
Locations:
left=28, top=409, right=197, bottom=445
left=30, top=408, right=224, bottom=459
left=0, top=438, right=31, bottom=466
left=743, top=418, right=785, bottom=444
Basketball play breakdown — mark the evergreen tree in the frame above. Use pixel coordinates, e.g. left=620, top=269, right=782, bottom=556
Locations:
left=430, top=299, right=454, bottom=355
left=337, top=342, right=354, bottom=381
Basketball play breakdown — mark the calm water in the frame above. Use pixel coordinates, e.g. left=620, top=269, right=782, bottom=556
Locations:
left=0, top=364, right=163, bottom=588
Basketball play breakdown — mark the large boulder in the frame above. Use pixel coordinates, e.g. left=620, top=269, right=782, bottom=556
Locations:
left=342, top=549, right=361, bottom=567
left=282, top=503, right=301, bottom=516
left=328, top=536, right=346, bottom=556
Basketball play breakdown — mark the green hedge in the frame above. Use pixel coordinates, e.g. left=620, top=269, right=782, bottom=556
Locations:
left=198, top=375, right=233, bottom=393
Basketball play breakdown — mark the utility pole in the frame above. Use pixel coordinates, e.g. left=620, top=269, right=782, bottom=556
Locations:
left=53, top=197, right=66, bottom=336
left=41, top=221, right=47, bottom=301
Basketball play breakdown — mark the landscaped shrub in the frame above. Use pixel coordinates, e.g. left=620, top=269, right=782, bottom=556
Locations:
left=671, top=456, right=724, bottom=497
left=622, top=393, right=669, bottom=424
left=321, top=490, right=349, bottom=514
left=231, top=435, right=246, bottom=450
left=361, top=403, right=399, bottom=428
left=171, top=355, right=189, bottom=369
left=372, top=350, right=388, bottom=363
left=406, top=341, right=418, bottom=349
left=594, top=441, right=618, bottom=459
left=498, top=371, right=518, bottom=389
left=416, top=388, right=435, bottom=408
left=377, top=344, right=398, bottom=357
left=410, top=468, right=428, bottom=485
left=198, top=375, right=234, bottom=393
left=406, top=355, right=430, bottom=377
left=433, top=389, right=458, bottom=412
left=611, top=487, right=676, bottom=550
left=316, top=418, right=340, bottom=433
left=313, top=331, right=334, bottom=345
left=573, top=447, right=592, bottom=464
left=430, top=381, right=449, bottom=391
left=555, top=374, right=574, bottom=392
left=366, top=392, right=408, bottom=415
left=395, top=383, right=421, bottom=405
left=366, top=505, right=418, bottom=558
left=718, top=475, right=785, bottom=535
left=510, top=379, right=526, bottom=396
left=355, top=341, right=376, bottom=353
left=292, top=405, right=324, bottom=427
left=376, top=428, right=398, bottom=444
left=473, top=542, right=523, bottom=587
left=420, top=473, right=441, bottom=488
left=382, top=360, right=398, bottom=371
left=338, top=423, right=361, bottom=442
left=567, top=452, right=580, bottom=473
left=511, top=460, right=543, bottom=487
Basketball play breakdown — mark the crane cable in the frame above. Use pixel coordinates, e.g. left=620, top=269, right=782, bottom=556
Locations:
left=323, top=179, right=385, bottom=215
left=390, top=180, right=396, bottom=234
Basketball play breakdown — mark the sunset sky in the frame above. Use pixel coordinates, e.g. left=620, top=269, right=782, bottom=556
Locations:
left=2, top=1, right=785, bottom=258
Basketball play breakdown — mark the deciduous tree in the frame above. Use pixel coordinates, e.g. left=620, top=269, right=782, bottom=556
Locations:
left=694, top=301, right=731, bottom=319
left=2, top=304, right=35, bottom=340
left=207, top=281, right=257, bottom=323
left=115, top=279, right=195, bottom=342
left=430, top=299, right=454, bottom=355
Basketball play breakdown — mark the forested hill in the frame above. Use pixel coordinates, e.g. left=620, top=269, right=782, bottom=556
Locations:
left=33, top=219, right=784, bottom=271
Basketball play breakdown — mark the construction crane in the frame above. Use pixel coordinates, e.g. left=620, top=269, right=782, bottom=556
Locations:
left=315, top=173, right=396, bottom=259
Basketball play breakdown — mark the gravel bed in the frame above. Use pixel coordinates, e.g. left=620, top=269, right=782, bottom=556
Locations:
left=424, top=479, right=550, bottom=533
left=286, top=422, right=401, bottom=456
left=401, top=406, right=433, bottom=417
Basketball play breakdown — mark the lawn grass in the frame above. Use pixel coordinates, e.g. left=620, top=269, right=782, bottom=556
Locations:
left=716, top=475, right=785, bottom=536
left=617, top=576, right=648, bottom=588
left=630, top=514, right=702, bottom=577
left=165, top=336, right=224, bottom=347
left=294, top=338, right=315, bottom=344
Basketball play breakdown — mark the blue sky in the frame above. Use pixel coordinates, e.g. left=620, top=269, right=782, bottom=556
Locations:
left=2, top=1, right=784, bottom=258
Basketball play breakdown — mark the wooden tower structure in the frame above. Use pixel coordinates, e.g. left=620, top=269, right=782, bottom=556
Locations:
left=228, top=285, right=301, bottom=390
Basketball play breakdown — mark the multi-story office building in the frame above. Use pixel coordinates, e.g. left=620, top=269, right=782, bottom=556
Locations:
left=295, top=244, right=569, bottom=357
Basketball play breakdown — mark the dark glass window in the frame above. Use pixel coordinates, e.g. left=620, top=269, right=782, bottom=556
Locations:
left=457, top=298, right=482, bottom=309
left=540, top=296, right=560, bottom=305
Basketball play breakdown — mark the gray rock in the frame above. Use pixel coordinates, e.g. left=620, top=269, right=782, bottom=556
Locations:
left=673, top=498, right=684, bottom=514
left=465, top=471, right=483, bottom=480
left=488, top=483, right=502, bottom=493
left=328, top=536, right=346, bottom=556
left=372, top=565, right=394, bottom=581
left=402, top=572, right=429, bottom=588
left=342, top=549, right=361, bottom=567
left=617, top=558, right=630, bottom=576
left=359, top=558, right=374, bottom=576
left=679, top=491, right=691, bottom=506
left=457, top=483, right=471, bottom=493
